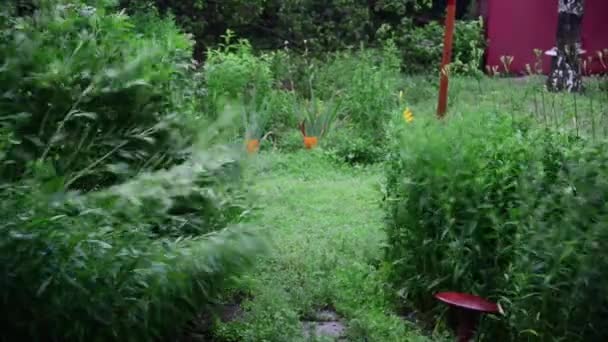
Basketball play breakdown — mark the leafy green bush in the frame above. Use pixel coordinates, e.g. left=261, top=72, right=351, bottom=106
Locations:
left=296, top=96, right=342, bottom=139
left=200, top=40, right=300, bottom=144
left=204, top=32, right=273, bottom=118
left=322, top=124, right=384, bottom=164
left=505, top=139, right=608, bottom=341
left=315, top=42, right=400, bottom=123
left=118, top=0, right=490, bottom=74
left=0, top=154, right=265, bottom=341
left=313, top=42, right=401, bottom=163
left=276, top=129, right=303, bottom=152
left=0, top=2, right=198, bottom=190
left=119, top=0, right=268, bottom=57
left=264, top=89, right=299, bottom=135
left=385, top=113, right=532, bottom=316
left=0, top=3, right=266, bottom=340
left=120, top=0, right=431, bottom=55
left=378, top=18, right=485, bottom=75
left=384, top=112, right=608, bottom=341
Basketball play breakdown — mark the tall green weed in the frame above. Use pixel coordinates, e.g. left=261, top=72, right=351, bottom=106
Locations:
left=0, top=3, right=266, bottom=340
left=384, top=111, right=608, bottom=341
left=0, top=2, right=198, bottom=190
left=204, top=31, right=273, bottom=119
left=0, top=154, right=265, bottom=341
left=314, top=42, right=401, bottom=163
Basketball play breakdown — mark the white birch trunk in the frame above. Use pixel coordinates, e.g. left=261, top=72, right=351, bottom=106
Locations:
left=547, top=0, right=585, bottom=92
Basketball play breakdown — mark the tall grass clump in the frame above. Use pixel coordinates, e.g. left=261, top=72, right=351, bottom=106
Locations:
left=384, top=111, right=608, bottom=341
left=384, top=113, right=535, bottom=318
left=315, top=41, right=401, bottom=163
left=506, top=137, right=608, bottom=341
left=0, top=2, right=265, bottom=340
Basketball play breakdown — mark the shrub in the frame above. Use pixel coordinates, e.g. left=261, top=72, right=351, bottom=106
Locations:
left=119, top=0, right=268, bottom=57
left=119, top=0, right=430, bottom=54
left=384, top=112, right=608, bottom=341
left=506, top=139, right=608, bottom=341
left=0, top=154, right=265, bottom=341
left=312, top=42, right=401, bottom=162
left=118, top=0, right=491, bottom=75
left=321, top=124, right=384, bottom=164
left=263, top=89, right=299, bottom=135
left=384, top=113, right=533, bottom=316
left=128, top=8, right=207, bottom=123
left=276, top=129, right=304, bottom=152
left=0, top=3, right=265, bottom=340
left=0, top=2, right=198, bottom=190
left=378, top=17, right=485, bottom=75
left=204, top=32, right=273, bottom=118
left=315, top=41, right=400, bottom=127
left=238, top=87, right=298, bottom=143
left=202, top=40, right=300, bottom=143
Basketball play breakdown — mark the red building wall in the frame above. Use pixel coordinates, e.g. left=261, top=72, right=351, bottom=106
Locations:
left=485, top=0, right=608, bottom=75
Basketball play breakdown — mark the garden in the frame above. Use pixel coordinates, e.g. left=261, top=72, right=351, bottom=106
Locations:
left=1, top=1, right=607, bottom=341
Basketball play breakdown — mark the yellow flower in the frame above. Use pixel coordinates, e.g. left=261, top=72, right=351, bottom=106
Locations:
left=402, top=108, right=414, bottom=123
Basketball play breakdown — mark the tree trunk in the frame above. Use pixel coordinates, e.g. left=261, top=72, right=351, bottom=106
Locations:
left=547, top=0, right=585, bottom=92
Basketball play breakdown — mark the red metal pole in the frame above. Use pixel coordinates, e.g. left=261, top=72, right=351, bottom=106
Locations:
left=437, top=0, right=457, bottom=118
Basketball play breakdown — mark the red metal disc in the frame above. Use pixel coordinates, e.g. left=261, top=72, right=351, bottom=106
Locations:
left=435, top=292, right=501, bottom=313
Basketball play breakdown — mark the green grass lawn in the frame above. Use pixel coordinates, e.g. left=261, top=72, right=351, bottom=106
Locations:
left=208, top=76, right=608, bottom=342
left=401, top=76, right=608, bottom=140
left=213, top=151, right=435, bottom=341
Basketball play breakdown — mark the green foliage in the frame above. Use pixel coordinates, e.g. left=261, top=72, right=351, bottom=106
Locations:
left=119, top=0, right=431, bottom=54
left=205, top=32, right=273, bottom=98
left=0, top=158, right=265, bottom=341
left=201, top=34, right=401, bottom=160
left=118, top=0, right=267, bottom=57
left=322, top=124, right=384, bottom=165
left=297, top=95, right=342, bottom=139
left=505, top=139, right=608, bottom=341
left=116, top=0, right=491, bottom=75
left=276, top=129, right=304, bottom=152
left=384, top=111, right=608, bottom=341
left=241, top=99, right=268, bottom=141
left=204, top=32, right=273, bottom=118
left=378, top=18, right=485, bottom=75
left=0, top=3, right=265, bottom=340
left=274, top=0, right=373, bottom=52
left=316, top=42, right=400, bottom=132
left=0, top=2, right=199, bottom=190
left=385, top=113, right=530, bottom=315
left=313, top=42, right=401, bottom=163
left=214, top=151, right=433, bottom=342
left=115, top=0, right=487, bottom=76
left=264, top=89, right=300, bottom=135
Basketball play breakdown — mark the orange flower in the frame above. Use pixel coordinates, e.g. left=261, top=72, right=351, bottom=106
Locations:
left=246, top=139, right=260, bottom=154
left=303, top=136, right=318, bottom=149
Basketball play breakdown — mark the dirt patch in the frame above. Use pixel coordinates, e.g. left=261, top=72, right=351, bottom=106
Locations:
left=301, top=308, right=346, bottom=340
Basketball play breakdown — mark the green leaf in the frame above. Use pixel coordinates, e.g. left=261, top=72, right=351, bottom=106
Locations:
left=36, top=277, right=54, bottom=297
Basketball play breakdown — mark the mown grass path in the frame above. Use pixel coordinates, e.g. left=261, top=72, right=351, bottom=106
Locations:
left=214, top=151, right=429, bottom=342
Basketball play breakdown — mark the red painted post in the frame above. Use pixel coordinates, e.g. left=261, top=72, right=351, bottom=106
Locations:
left=437, top=0, right=457, bottom=118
